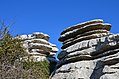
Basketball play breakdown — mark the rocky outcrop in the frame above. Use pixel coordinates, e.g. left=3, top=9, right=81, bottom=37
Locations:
left=17, top=32, right=58, bottom=61
left=51, top=19, right=119, bottom=79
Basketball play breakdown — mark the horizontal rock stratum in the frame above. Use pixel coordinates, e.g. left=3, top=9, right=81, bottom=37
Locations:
left=51, top=19, right=119, bottom=79
left=17, top=32, right=58, bottom=61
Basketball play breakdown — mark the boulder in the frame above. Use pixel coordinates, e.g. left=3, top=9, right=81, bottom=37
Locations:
left=51, top=19, right=119, bottom=79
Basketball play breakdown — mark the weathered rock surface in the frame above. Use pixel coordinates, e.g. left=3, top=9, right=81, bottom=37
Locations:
left=51, top=19, right=119, bottom=79
left=63, top=29, right=111, bottom=44
left=17, top=32, right=58, bottom=61
left=61, top=19, right=104, bottom=35
left=59, top=23, right=111, bottom=42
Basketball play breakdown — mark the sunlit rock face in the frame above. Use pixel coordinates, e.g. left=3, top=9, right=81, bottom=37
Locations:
left=17, top=32, right=58, bottom=61
left=51, top=19, right=119, bottom=79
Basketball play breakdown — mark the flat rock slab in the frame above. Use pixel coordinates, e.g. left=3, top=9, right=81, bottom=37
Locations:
left=32, top=32, right=50, bottom=41
left=29, top=43, right=58, bottom=52
left=61, top=19, right=103, bottom=35
left=17, top=32, right=50, bottom=41
left=59, top=23, right=111, bottom=42
left=57, top=34, right=119, bottom=60
left=63, top=29, right=111, bottom=45
left=62, top=33, right=109, bottom=49
left=25, top=39, right=50, bottom=45
left=63, top=34, right=119, bottom=53
left=30, top=49, right=50, bottom=55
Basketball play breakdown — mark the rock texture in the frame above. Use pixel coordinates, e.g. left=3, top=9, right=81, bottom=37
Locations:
left=17, top=32, right=58, bottom=61
left=51, top=19, right=119, bottom=79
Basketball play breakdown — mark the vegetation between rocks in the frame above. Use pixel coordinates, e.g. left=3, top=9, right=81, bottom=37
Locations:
left=0, top=21, right=50, bottom=79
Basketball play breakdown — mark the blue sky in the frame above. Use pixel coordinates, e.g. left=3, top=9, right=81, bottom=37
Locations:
left=0, top=0, right=119, bottom=55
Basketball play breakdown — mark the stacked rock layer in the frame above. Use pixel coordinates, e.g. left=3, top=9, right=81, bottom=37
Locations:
left=18, top=32, right=58, bottom=61
left=51, top=19, right=119, bottom=79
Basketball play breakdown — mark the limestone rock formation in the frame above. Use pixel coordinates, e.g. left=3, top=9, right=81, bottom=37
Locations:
left=17, top=32, right=58, bottom=61
left=51, top=19, right=119, bottom=79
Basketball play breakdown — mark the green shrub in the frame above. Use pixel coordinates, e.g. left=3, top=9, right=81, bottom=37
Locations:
left=0, top=21, right=50, bottom=79
left=23, top=61, right=50, bottom=79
